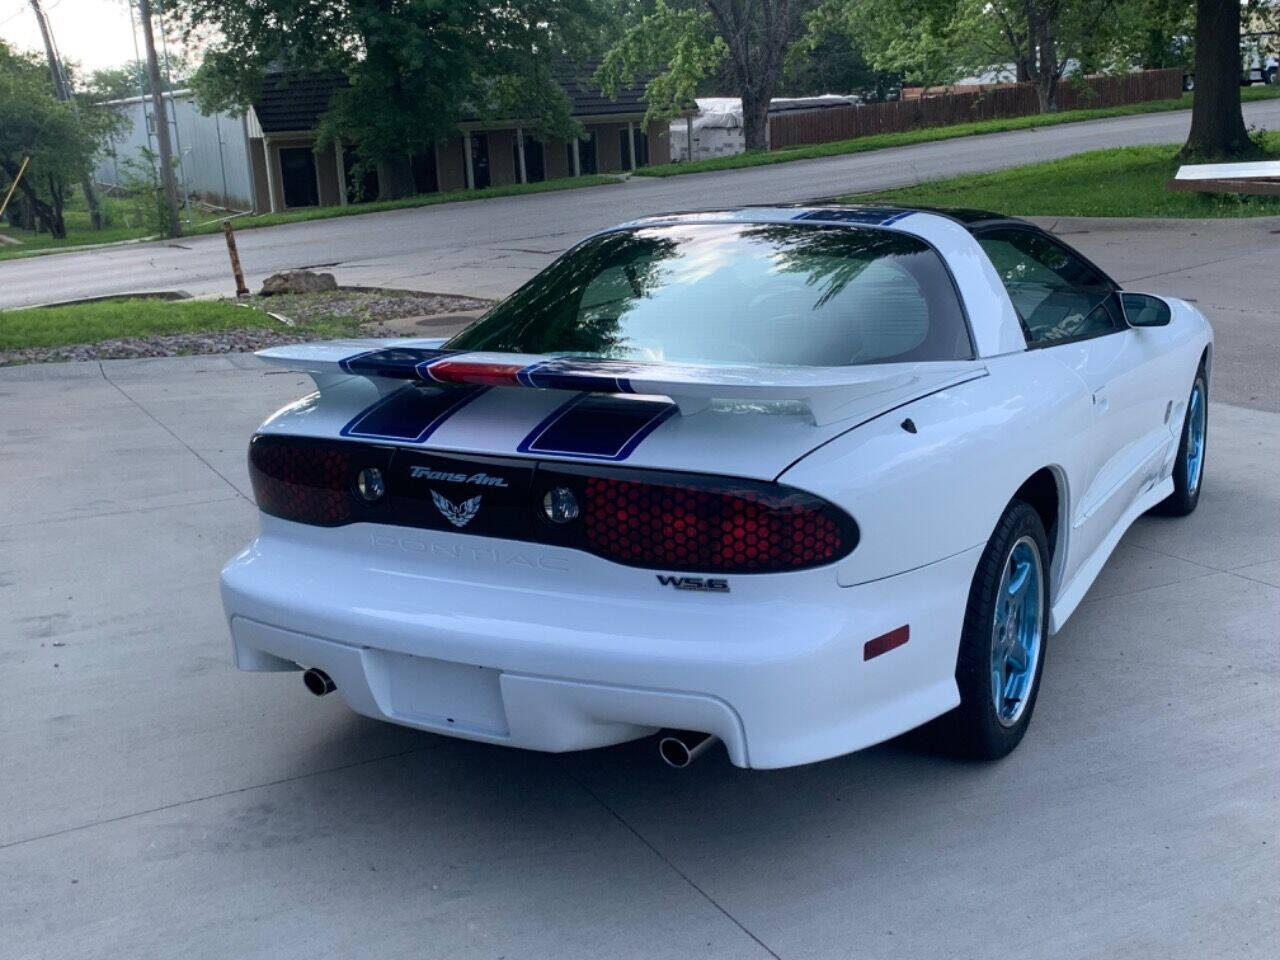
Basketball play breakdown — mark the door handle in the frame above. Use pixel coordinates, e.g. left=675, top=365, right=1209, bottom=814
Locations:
left=1093, top=390, right=1110, bottom=413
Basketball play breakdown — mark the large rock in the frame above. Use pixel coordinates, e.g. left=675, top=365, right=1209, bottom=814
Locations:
left=258, top=270, right=338, bottom=296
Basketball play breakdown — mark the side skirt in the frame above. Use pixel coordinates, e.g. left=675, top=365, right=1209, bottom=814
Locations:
left=1049, top=477, right=1175, bottom=633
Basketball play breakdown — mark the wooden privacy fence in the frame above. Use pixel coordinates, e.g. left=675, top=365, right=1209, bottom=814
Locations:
left=768, top=68, right=1184, bottom=149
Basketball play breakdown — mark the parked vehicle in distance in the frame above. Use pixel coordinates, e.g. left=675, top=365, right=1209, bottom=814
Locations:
left=1242, top=32, right=1279, bottom=85
left=222, top=205, right=1213, bottom=769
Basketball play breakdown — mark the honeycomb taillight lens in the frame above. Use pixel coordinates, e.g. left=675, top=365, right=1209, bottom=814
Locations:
left=246, top=434, right=858, bottom=573
left=248, top=435, right=390, bottom=526
left=542, top=470, right=857, bottom=573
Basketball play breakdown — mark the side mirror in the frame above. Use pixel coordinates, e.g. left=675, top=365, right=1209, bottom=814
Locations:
left=1121, top=292, right=1172, bottom=328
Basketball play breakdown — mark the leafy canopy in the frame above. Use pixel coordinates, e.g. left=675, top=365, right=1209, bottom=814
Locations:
left=1, top=40, right=120, bottom=233
left=596, top=1, right=727, bottom=122
left=174, top=0, right=602, bottom=162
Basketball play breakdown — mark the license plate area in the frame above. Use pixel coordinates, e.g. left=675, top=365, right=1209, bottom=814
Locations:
left=381, top=652, right=509, bottom=737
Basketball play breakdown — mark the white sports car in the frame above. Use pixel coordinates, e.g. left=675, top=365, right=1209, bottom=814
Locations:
left=221, top=205, right=1212, bottom=768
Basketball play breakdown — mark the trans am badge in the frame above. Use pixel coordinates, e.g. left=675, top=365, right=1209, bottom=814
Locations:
left=431, top=490, right=481, bottom=529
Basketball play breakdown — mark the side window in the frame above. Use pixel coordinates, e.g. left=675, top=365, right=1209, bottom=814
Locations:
left=977, top=228, right=1122, bottom=346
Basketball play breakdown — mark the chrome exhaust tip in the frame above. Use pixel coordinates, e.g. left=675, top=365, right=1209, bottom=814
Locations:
left=302, top=667, right=336, bottom=697
left=658, top=730, right=719, bottom=768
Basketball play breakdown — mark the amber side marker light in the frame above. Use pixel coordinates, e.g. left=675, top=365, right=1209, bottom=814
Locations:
left=864, top=625, right=910, bottom=661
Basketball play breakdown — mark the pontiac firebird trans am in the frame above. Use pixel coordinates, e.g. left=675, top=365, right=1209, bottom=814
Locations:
left=221, top=205, right=1213, bottom=769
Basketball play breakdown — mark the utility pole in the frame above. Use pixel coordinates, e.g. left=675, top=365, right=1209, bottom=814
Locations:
left=28, top=0, right=103, bottom=229
left=136, top=0, right=181, bottom=237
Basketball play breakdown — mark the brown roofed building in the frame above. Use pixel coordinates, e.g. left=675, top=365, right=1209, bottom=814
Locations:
left=244, top=66, right=681, bottom=213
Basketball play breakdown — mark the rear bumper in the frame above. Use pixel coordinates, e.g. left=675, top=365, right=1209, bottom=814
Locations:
left=221, top=519, right=981, bottom=769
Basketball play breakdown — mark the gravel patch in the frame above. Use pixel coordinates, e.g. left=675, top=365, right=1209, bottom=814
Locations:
left=0, top=329, right=336, bottom=366
left=248, top=289, right=491, bottom=325
left=1, top=289, right=493, bottom=366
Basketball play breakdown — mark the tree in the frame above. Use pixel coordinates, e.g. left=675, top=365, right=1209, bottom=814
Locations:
left=810, top=0, right=1132, bottom=112
left=1181, top=0, right=1254, bottom=159
left=802, top=0, right=983, bottom=91
left=598, top=1, right=800, bottom=152
left=174, top=0, right=599, bottom=200
left=0, top=41, right=118, bottom=237
left=784, top=20, right=901, bottom=99
left=83, top=55, right=194, bottom=103
left=1109, top=0, right=1195, bottom=72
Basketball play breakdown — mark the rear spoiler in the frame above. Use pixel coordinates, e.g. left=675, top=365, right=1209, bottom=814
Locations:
left=257, top=339, right=986, bottom=426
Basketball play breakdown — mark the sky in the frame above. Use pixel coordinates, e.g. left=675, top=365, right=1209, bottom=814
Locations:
left=0, top=0, right=157, bottom=76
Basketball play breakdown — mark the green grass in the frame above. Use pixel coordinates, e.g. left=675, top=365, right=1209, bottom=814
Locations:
left=185, top=173, right=622, bottom=235
left=849, top=130, right=1280, bottom=218
left=0, top=194, right=156, bottom=261
left=635, top=85, right=1280, bottom=178
left=0, top=297, right=362, bottom=351
left=0, top=174, right=623, bottom=262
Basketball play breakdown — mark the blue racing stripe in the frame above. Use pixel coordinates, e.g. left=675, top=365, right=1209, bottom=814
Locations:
left=517, top=393, right=676, bottom=461
left=520, top=358, right=636, bottom=393
left=341, top=385, right=487, bottom=443
left=792, top=208, right=914, bottom=226
left=340, top=347, right=454, bottom=379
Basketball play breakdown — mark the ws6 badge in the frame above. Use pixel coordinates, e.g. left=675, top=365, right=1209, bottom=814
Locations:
left=656, top=575, right=730, bottom=593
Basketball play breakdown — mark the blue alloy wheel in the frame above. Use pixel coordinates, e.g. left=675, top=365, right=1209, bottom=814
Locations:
left=991, top=535, right=1044, bottom=727
left=1186, top=382, right=1206, bottom=495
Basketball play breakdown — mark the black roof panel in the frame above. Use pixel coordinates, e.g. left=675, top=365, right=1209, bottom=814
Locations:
left=787, top=202, right=1028, bottom=231
left=254, top=64, right=656, bottom=134
left=254, top=72, right=348, bottom=134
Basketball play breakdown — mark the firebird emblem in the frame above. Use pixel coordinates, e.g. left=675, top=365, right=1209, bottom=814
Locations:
left=431, top=490, right=481, bottom=528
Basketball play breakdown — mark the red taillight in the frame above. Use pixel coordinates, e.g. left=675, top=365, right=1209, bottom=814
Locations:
left=248, top=436, right=393, bottom=526
left=247, top=434, right=858, bottom=573
left=577, top=474, right=855, bottom=573
left=249, top=438, right=353, bottom=525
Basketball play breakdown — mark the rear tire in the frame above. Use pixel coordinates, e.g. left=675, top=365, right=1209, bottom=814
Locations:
left=1153, top=371, right=1207, bottom=517
left=934, top=500, right=1050, bottom=760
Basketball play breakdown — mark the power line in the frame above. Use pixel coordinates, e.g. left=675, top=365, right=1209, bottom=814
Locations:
left=0, top=4, right=31, bottom=27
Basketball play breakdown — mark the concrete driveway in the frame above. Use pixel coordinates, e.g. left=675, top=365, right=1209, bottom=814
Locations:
left=3, top=376, right=1279, bottom=952
left=2, top=97, right=1278, bottom=309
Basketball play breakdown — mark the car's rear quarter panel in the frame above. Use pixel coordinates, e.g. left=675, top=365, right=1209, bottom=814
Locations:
left=781, top=349, right=1091, bottom=595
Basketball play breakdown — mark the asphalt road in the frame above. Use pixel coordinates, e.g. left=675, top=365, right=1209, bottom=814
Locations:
left=2, top=98, right=1279, bottom=309
left=2, top=355, right=1277, bottom=959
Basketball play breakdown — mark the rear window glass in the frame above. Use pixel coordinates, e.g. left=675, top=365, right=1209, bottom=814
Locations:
left=447, top=223, right=973, bottom=366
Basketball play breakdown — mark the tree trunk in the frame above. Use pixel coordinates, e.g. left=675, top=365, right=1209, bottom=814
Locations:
left=1036, top=44, right=1058, bottom=112
left=1033, top=71, right=1060, bottom=112
left=1182, top=0, right=1254, bottom=160
left=375, top=157, right=417, bottom=200
left=1025, top=2, right=1059, bottom=113
left=49, top=174, right=64, bottom=233
left=705, top=0, right=790, bottom=153
left=741, top=90, right=771, bottom=152
left=15, top=177, right=64, bottom=237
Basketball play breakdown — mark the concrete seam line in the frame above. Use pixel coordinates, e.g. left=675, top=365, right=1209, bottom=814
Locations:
left=1123, top=540, right=1236, bottom=575
left=557, top=761, right=784, bottom=960
left=1120, top=253, right=1253, bottom=285
left=0, top=492, right=244, bottom=532
left=1220, top=569, right=1280, bottom=593
left=1120, top=541, right=1226, bottom=574
left=1076, top=569, right=1218, bottom=607
left=0, top=747, right=428, bottom=852
left=99, top=368, right=250, bottom=503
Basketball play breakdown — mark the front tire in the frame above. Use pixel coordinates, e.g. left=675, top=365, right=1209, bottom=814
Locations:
left=1153, top=372, right=1207, bottom=517
left=936, top=500, right=1050, bottom=760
